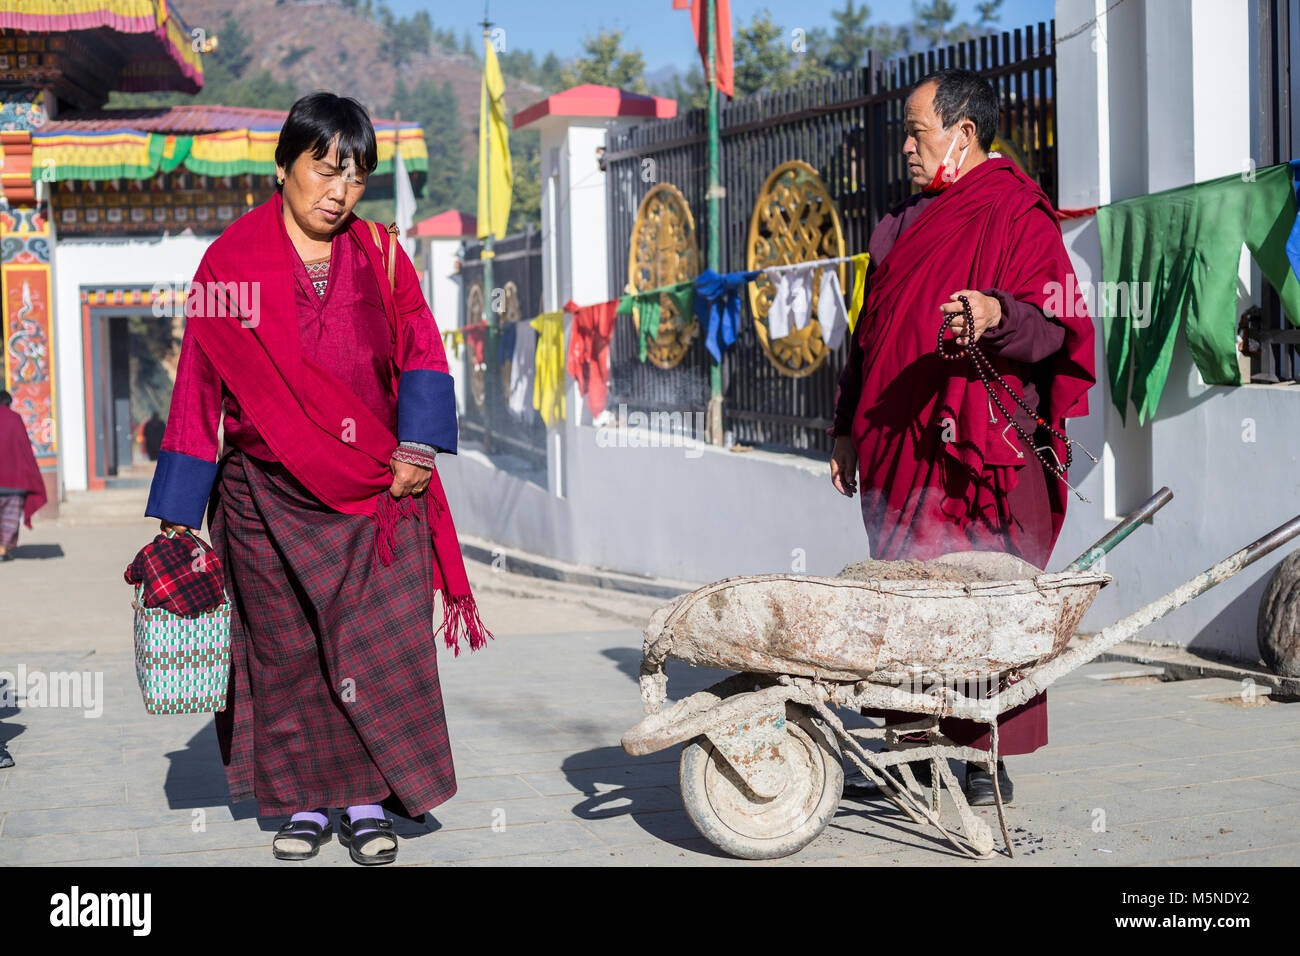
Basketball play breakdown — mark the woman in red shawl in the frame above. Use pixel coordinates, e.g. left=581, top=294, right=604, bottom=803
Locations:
left=145, top=93, right=489, bottom=864
left=0, top=388, right=47, bottom=562
left=829, top=70, right=1095, bottom=806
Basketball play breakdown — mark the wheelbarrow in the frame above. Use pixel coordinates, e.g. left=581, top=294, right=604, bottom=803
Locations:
left=622, top=490, right=1300, bottom=860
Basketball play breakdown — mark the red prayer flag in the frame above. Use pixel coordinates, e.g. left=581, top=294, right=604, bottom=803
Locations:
left=675, top=0, right=734, bottom=98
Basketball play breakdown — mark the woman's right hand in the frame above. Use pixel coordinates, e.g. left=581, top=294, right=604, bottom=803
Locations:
left=159, top=520, right=194, bottom=536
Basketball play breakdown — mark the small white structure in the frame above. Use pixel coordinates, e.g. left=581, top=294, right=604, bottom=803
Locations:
left=409, top=209, right=478, bottom=415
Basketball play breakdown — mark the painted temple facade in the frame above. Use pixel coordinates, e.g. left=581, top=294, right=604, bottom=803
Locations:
left=0, top=1, right=427, bottom=509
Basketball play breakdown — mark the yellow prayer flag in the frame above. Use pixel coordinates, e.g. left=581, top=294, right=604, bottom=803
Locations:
left=530, top=311, right=566, bottom=426
left=477, top=36, right=513, bottom=241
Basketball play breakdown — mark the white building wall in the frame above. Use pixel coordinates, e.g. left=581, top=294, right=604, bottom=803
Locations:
left=426, top=237, right=466, bottom=415
left=52, top=234, right=213, bottom=493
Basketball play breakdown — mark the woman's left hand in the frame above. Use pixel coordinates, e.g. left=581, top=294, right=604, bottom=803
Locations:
left=388, top=458, right=432, bottom=498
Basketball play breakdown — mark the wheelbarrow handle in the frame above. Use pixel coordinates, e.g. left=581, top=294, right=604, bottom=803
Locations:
left=990, top=511, right=1300, bottom=714
left=1065, top=487, right=1174, bottom=571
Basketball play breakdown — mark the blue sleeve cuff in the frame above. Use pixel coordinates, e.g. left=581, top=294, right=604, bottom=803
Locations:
left=145, top=450, right=218, bottom=528
left=398, top=368, right=459, bottom=454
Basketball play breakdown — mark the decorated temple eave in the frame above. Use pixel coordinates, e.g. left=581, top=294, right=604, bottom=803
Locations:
left=32, top=108, right=427, bottom=183
left=0, top=0, right=203, bottom=94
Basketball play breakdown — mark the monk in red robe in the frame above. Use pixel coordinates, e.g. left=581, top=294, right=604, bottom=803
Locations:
left=829, top=69, right=1095, bottom=805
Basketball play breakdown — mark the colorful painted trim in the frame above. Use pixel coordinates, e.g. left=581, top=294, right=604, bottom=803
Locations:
left=397, top=369, right=458, bottom=453
left=0, top=0, right=203, bottom=92
left=31, top=124, right=427, bottom=182
left=391, top=442, right=437, bottom=470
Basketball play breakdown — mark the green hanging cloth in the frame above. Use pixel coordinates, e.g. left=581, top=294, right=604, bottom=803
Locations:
left=147, top=133, right=193, bottom=174
left=1097, top=162, right=1300, bottom=425
left=616, top=280, right=695, bottom=362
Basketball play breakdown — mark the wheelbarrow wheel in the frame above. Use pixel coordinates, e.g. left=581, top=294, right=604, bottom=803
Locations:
left=679, top=703, right=843, bottom=860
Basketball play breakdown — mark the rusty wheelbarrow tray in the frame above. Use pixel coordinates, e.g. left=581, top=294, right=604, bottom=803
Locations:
left=621, top=493, right=1300, bottom=861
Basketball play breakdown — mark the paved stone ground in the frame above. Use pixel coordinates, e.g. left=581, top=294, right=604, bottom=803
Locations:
left=2, top=517, right=1299, bottom=866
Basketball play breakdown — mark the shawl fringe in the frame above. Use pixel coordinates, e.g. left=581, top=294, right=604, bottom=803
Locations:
left=372, top=489, right=493, bottom=655
left=436, top=592, right=493, bottom=657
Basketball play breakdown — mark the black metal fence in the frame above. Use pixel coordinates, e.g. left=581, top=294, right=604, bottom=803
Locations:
left=1249, top=0, right=1300, bottom=382
left=603, top=22, right=1057, bottom=454
left=456, top=224, right=548, bottom=465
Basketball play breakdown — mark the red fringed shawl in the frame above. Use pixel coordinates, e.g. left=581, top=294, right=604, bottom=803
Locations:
left=187, top=195, right=490, bottom=654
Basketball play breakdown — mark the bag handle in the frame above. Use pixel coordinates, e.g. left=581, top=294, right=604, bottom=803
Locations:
left=366, top=220, right=399, bottom=293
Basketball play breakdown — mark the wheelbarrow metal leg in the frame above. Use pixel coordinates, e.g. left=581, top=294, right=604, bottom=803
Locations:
left=989, top=721, right=1014, bottom=859
left=807, top=697, right=983, bottom=859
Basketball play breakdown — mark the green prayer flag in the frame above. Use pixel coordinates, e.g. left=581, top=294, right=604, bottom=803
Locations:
left=1097, top=162, right=1300, bottom=425
left=617, top=280, right=695, bottom=363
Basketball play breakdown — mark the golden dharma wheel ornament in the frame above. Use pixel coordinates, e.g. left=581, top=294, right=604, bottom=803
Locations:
left=627, top=182, right=700, bottom=369
left=465, top=282, right=487, bottom=409
left=746, top=160, right=846, bottom=378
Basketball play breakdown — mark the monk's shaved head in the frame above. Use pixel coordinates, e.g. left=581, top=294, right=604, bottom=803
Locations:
left=917, top=69, right=1000, bottom=152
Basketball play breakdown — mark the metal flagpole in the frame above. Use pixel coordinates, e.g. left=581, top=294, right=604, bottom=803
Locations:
left=705, top=0, right=724, bottom=445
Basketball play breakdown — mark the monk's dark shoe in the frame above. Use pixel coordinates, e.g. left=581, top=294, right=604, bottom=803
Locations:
left=843, top=758, right=932, bottom=795
left=0, top=745, right=13, bottom=769
left=964, top=759, right=1013, bottom=806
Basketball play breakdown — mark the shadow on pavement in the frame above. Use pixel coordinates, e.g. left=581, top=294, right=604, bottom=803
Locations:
left=10, top=543, right=64, bottom=560
left=158, top=722, right=234, bottom=813
left=0, top=674, right=24, bottom=754
left=561, top=744, right=728, bottom=857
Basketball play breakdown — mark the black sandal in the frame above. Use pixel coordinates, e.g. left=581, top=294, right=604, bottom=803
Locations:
left=272, top=818, right=332, bottom=861
left=339, top=814, right=398, bottom=866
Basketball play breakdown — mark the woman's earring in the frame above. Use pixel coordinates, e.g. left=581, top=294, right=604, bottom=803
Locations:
left=276, top=176, right=284, bottom=185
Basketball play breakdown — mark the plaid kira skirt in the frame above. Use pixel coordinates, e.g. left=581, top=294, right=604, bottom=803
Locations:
left=210, top=448, right=456, bottom=819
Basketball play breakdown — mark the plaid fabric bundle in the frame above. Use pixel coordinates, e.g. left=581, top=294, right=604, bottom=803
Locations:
left=124, top=530, right=225, bottom=615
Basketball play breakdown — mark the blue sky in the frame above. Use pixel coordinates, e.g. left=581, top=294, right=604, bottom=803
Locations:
left=392, top=1, right=1059, bottom=73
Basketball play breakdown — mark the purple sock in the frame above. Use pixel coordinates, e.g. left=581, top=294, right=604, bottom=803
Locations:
left=345, top=804, right=386, bottom=835
left=290, top=808, right=329, bottom=829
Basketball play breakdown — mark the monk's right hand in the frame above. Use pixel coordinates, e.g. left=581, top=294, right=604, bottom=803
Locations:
left=830, top=436, right=858, bottom=497
left=159, top=520, right=194, bottom=536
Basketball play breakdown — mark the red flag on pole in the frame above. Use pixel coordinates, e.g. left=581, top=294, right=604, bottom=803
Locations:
left=674, top=0, right=734, bottom=98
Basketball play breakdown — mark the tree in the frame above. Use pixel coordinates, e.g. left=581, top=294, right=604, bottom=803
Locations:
left=976, top=0, right=1004, bottom=29
left=913, top=0, right=958, bottom=47
left=537, top=52, right=565, bottom=91
left=389, top=77, right=473, bottom=219
left=215, top=11, right=252, bottom=79
left=653, top=62, right=707, bottom=111
left=560, top=30, right=647, bottom=92
left=826, top=1, right=872, bottom=72
left=733, top=11, right=793, bottom=94
left=507, top=128, right=541, bottom=235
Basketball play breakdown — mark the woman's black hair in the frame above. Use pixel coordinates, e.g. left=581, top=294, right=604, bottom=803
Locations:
left=274, top=92, right=378, bottom=191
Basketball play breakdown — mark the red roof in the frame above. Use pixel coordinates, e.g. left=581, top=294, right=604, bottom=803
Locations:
left=409, top=210, right=477, bottom=238
left=514, top=84, right=677, bottom=130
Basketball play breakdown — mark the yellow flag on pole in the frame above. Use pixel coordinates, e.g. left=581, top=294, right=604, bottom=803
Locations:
left=477, top=36, right=513, bottom=241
